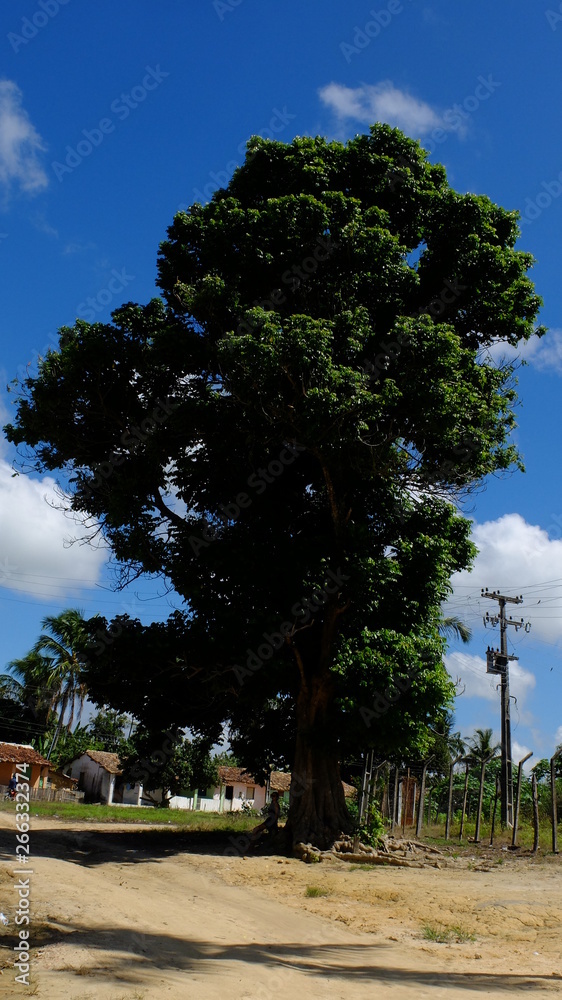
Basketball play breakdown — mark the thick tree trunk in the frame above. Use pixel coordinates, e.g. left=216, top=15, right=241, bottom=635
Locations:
left=286, top=669, right=352, bottom=849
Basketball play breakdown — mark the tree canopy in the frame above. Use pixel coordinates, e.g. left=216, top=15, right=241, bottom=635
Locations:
left=5, top=126, right=544, bottom=846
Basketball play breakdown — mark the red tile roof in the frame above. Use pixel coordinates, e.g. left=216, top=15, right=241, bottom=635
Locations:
left=83, top=750, right=122, bottom=774
left=342, top=780, right=357, bottom=799
left=218, top=765, right=256, bottom=785
left=218, top=765, right=356, bottom=798
left=0, top=742, right=51, bottom=767
left=270, top=771, right=291, bottom=793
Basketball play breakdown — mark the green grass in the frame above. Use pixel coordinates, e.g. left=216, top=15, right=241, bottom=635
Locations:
left=422, top=923, right=476, bottom=944
left=305, top=885, right=330, bottom=897
left=0, top=799, right=258, bottom=832
left=403, top=817, right=562, bottom=854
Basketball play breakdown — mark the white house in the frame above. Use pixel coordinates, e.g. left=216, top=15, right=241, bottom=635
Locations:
left=186, top=765, right=268, bottom=812
left=65, top=754, right=356, bottom=813
left=66, top=750, right=144, bottom=806
left=166, top=766, right=356, bottom=812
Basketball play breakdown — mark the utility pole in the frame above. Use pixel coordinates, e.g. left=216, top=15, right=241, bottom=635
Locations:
left=482, top=588, right=530, bottom=828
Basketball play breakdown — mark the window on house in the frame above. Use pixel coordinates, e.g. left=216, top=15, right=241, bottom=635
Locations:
left=246, top=786, right=255, bottom=798
left=225, top=785, right=234, bottom=800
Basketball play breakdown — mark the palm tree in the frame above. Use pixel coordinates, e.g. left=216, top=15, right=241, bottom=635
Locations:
left=465, top=727, right=500, bottom=765
left=439, top=615, right=472, bottom=645
left=33, top=609, right=91, bottom=737
left=465, top=727, right=501, bottom=842
left=5, top=650, right=58, bottom=727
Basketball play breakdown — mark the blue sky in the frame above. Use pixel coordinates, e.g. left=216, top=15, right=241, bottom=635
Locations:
left=0, top=0, right=561, bottom=762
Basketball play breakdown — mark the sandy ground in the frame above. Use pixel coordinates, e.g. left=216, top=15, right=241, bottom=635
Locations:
left=0, top=815, right=561, bottom=999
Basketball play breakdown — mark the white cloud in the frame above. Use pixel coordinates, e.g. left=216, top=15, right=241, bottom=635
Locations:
left=445, top=650, right=535, bottom=712
left=449, top=513, right=562, bottom=645
left=446, top=651, right=499, bottom=702
left=318, top=81, right=443, bottom=137
left=0, top=458, right=107, bottom=598
left=485, top=329, right=562, bottom=376
left=512, top=740, right=534, bottom=769
left=445, top=650, right=535, bottom=708
left=555, top=725, right=562, bottom=747
left=509, top=659, right=537, bottom=705
left=0, top=79, right=48, bottom=197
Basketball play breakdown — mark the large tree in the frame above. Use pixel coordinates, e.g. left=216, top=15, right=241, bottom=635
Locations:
left=5, top=127, right=543, bottom=846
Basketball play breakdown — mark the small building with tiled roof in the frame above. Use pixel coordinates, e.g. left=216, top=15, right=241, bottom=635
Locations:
left=217, top=765, right=256, bottom=785
left=192, top=765, right=266, bottom=813
left=82, top=750, right=122, bottom=774
left=0, top=742, right=52, bottom=790
left=190, top=766, right=356, bottom=814
left=66, top=750, right=142, bottom=806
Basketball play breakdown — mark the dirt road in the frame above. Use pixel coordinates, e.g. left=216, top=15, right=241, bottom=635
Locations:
left=0, top=817, right=561, bottom=999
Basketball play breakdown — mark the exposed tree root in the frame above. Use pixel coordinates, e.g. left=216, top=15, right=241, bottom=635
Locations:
left=293, top=834, right=449, bottom=868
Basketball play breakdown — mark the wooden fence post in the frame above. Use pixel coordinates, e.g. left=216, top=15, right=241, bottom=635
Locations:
left=416, top=761, right=428, bottom=838
left=532, top=770, right=540, bottom=853
left=359, top=748, right=375, bottom=824
left=402, top=767, right=410, bottom=836
left=489, top=774, right=500, bottom=846
left=511, top=751, right=533, bottom=849
left=551, top=749, right=561, bottom=854
left=459, top=761, right=470, bottom=840
left=392, top=766, right=400, bottom=833
left=446, top=755, right=463, bottom=841
left=474, top=754, right=494, bottom=844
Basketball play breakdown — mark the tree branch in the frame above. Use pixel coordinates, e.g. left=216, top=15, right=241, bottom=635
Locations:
left=152, top=489, right=187, bottom=530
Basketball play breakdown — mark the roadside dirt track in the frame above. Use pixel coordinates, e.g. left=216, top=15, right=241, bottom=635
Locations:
left=0, top=816, right=561, bottom=999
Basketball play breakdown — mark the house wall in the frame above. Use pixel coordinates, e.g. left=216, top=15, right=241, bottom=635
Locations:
left=0, top=762, right=49, bottom=790
left=68, top=754, right=114, bottom=803
left=168, top=795, right=196, bottom=810
left=121, top=782, right=143, bottom=805
left=153, top=780, right=268, bottom=812
left=204, top=780, right=267, bottom=813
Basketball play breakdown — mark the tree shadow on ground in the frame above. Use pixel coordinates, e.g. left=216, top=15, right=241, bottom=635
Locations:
left=13, top=920, right=559, bottom=993
left=0, top=824, right=285, bottom=868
